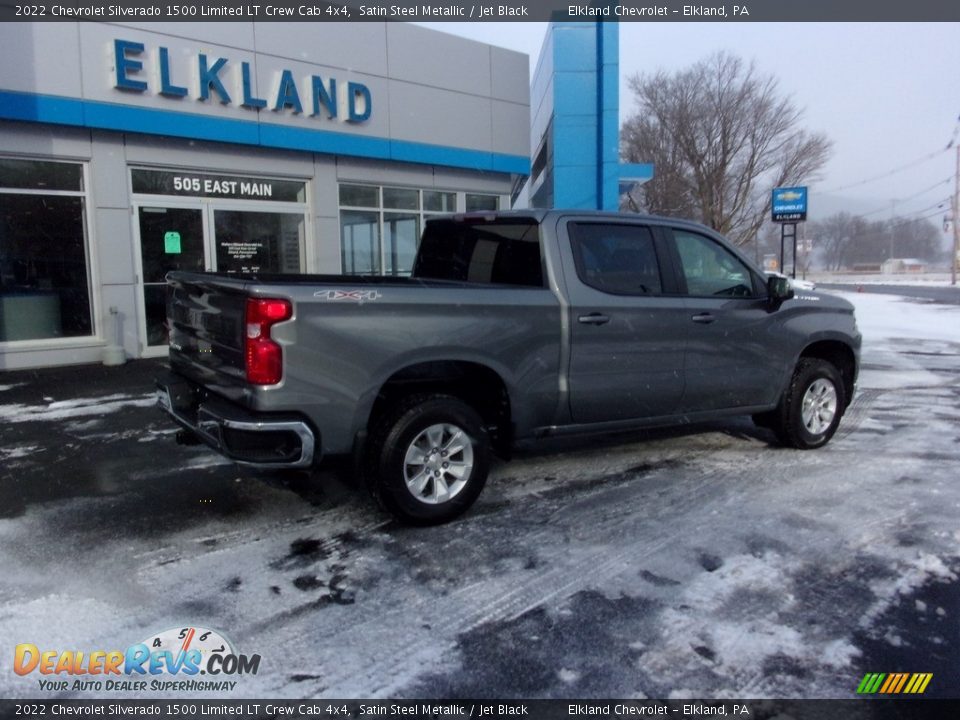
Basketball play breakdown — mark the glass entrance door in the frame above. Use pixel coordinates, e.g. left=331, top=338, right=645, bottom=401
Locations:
left=135, top=204, right=306, bottom=352
left=137, top=205, right=205, bottom=348
left=132, top=169, right=309, bottom=353
left=213, top=210, right=304, bottom=275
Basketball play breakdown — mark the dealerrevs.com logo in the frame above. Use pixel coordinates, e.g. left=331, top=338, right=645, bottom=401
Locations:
left=14, top=626, right=261, bottom=693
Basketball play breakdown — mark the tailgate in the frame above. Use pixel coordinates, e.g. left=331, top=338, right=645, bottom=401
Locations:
left=166, top=272, right=249, bottom=391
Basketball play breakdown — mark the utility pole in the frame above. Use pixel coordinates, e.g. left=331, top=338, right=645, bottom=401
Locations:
left=889, top=198, right=896, bottom=261
left=954, top=145, right=959, bottom=286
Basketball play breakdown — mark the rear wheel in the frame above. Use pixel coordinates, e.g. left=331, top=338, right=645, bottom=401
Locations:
left=768, top=358, right=845, bottom=449
left=366, top=394, right=490, bottom=524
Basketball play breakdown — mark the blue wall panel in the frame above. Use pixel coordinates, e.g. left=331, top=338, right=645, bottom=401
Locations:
left=529, top=21, right=645, bottom=211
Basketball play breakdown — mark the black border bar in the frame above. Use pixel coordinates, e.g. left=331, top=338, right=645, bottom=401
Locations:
left=3, top=699, right=960, bottom=719
left=1, top=0, right=959, bottom=22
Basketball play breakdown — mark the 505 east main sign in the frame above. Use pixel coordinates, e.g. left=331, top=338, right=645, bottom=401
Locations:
left=113, top=39, right=373, bottom=123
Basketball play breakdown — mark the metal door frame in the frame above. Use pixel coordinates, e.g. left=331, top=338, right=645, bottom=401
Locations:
left=132, top=199, right=211, bottom=357
left=133, top=196, right=311, bottom=356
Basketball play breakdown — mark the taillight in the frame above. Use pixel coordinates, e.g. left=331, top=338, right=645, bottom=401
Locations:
left=245, top=297, right=292, bottom=385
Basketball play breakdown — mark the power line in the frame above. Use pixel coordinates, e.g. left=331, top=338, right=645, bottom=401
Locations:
left=896, top=177, right=953, bottom=205
left=819, top=146, right=950, bottom=194
left=808, top=197, right=951, bottom=234
left=880, top=198, right=951, bottom=225
left=853, top=178, right=952, bottom=218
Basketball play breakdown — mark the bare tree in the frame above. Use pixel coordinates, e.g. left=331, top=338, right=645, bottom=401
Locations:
left=810, top=212, right=863, bottom=271
left=812, top=213, right=944, bottom=269
left=621, top=52, right=832, bottom=247
left=893, top=216, right=943, bottom=262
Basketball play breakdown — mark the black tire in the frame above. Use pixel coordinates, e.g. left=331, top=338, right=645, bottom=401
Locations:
left=365, top=394, right=490, bottom=525
left=769, top=358, right=846, bottom=450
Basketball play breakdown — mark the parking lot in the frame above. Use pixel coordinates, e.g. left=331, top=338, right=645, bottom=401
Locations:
left=1, top=291, right=958, bottom=700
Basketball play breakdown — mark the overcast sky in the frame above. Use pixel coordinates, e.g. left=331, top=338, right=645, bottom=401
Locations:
left=420, top=22, right=960, bottom=227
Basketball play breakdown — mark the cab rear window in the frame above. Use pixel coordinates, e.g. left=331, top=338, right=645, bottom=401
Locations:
left=413, top=219, right=544, bottom=288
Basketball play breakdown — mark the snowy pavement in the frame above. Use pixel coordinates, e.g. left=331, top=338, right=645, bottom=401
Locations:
left=0, top=290, right=958, bottom=700
left=809, top=273, right=957, bottom=287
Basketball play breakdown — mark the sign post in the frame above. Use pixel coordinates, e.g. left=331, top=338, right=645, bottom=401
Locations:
left=771, top=186, right=808, bottom=279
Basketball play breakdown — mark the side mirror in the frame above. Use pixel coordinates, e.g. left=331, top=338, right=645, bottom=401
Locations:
left=767, top=275, right=794, bottom=303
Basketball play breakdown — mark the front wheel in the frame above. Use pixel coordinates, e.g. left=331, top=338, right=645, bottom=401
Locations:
left=366, top=394, right=490, bottom=524
left=769, top=358, right=846, bottom=450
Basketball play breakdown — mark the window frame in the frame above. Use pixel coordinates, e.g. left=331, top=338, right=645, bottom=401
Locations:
left=567, top=221, right=670, bottom=297
left=337, top=183, right=504, bottom=276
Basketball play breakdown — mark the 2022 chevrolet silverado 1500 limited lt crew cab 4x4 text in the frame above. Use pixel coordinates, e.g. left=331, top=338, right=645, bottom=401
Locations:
left=156, top=210, right=861, bottom=524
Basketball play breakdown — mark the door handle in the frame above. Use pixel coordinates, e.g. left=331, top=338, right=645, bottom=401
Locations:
left=691, top=313, right=716, bottom=324
left=578, top=313, right=611, bottom=326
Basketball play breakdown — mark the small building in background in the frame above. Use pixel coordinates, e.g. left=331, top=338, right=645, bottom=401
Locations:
left=881, top=258, right=926, bottom=274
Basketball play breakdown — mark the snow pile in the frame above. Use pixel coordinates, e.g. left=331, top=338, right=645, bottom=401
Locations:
left=0, top=394, right=155, bottom=423
left=0, top=445, right=41, bottom=460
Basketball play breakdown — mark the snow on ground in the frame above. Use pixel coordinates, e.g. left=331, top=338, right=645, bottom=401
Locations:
left=0, top=289, right=958, bottom=700
left=0, top=393, right=155, bottom=423
left=830, top=290, right=960, bottom=391
left=810, top=272, right=958, bottom=287
left=836, top=290, right=960, bottom=345
left=0, top=445, right=41, bottom=460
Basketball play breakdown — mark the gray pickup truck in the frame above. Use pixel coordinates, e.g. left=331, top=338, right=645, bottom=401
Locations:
left=157, top=210, right=861, bottom=523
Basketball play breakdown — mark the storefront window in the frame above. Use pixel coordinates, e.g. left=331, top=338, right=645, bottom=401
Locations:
left=466, top=193, right=499, bottom=212
left=0, top=159, right=92, bottom=342
left=423, top=191, right=456, bottom=213
left=339, top=185, right=503, bottom=276
left=341, top=210, right=381, bottom=274
left=215, top=210, right=305, bottom=275
left=339, top=184, right=379, bottom=208
left=383, top=187, right=419, bottom=211
left=0, top=159, right=83, bottom=191
left=384, top=212, right=419, bottom=276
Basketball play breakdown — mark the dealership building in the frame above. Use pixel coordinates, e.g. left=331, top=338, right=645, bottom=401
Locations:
left=0, top=21, right=648, bottom=370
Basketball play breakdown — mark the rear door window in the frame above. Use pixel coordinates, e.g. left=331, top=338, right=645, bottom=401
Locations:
left=568, top=223, right=663, bottom=295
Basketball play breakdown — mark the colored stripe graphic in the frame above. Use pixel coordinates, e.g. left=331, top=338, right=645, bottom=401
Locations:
left=905, top=673, right=933, bottom=694
left=857, top=673, right=885, bottom=694
left=858, top=673, right=932, bottom=694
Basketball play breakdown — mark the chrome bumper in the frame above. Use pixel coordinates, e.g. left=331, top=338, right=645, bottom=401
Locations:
left=156, top=375, right=317, bottom=469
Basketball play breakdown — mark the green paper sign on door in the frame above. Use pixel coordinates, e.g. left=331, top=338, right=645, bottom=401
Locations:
left=164, top=231, right=182, bottom=254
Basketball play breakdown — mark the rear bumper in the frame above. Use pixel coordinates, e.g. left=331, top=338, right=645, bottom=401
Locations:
left=155, top=372, right=317, bottom=469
